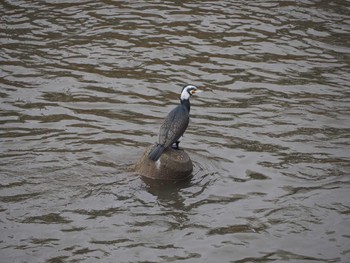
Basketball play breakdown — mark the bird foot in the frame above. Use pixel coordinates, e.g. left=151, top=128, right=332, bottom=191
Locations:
left=172, top=142, right=180, bottom=150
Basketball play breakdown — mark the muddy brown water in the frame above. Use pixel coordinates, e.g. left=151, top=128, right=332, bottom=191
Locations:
left=1, top=1, right=350, bottom=262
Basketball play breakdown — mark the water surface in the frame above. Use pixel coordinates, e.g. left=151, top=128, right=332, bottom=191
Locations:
left=1, top=1, right=350, bottom=262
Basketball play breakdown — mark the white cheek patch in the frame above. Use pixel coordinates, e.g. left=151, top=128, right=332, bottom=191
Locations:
left=180, top=85, right=198, bottom=100
left=181, top=90, right=190, bottom=100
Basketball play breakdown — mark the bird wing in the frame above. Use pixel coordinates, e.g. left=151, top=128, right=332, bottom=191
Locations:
left=158, top=105, right=189, bottom=148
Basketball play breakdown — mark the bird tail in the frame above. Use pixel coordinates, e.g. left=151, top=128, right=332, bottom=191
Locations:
left=148, top=144, right=165, bottom=161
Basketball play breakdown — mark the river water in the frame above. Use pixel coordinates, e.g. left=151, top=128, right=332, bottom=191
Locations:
left=1, top=1, right=350, bottom=262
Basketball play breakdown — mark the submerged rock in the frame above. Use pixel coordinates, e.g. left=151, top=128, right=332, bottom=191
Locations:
left=135, top=145, right=193, bottom=180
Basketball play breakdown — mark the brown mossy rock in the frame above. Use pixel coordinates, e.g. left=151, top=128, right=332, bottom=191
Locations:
left=135, top=145, right=193, bottom=180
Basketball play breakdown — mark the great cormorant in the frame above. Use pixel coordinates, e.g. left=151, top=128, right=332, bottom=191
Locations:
left=148, top=85, right=200, bottom=161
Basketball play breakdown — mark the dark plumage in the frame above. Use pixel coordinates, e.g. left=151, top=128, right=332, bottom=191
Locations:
left=148, top=85, right=200, bottom=161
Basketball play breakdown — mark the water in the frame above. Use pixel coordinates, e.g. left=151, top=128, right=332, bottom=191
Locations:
left=1, top=0, right=350, bottom=262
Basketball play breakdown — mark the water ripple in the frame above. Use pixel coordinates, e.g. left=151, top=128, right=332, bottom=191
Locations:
left=1, top=0, right=350, bottom=262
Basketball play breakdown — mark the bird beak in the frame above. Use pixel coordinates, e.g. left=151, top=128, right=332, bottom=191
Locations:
left=192, top=89, right=202, bottom=94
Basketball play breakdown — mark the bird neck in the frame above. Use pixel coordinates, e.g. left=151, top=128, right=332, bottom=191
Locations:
left=181, top=99, right=190, bottom=112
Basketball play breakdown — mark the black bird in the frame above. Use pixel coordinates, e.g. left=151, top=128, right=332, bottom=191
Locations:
left=148, top=85, right=200, bottom=161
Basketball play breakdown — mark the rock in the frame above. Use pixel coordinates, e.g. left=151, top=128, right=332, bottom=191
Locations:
left=135, top=145, right=193, bottom=180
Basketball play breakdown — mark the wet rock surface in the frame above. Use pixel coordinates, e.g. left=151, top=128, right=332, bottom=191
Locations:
left=135, top=145, right=193, bottom=180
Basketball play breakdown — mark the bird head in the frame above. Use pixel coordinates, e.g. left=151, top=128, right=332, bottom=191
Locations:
left=180, top=85, right=201, bottom=100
